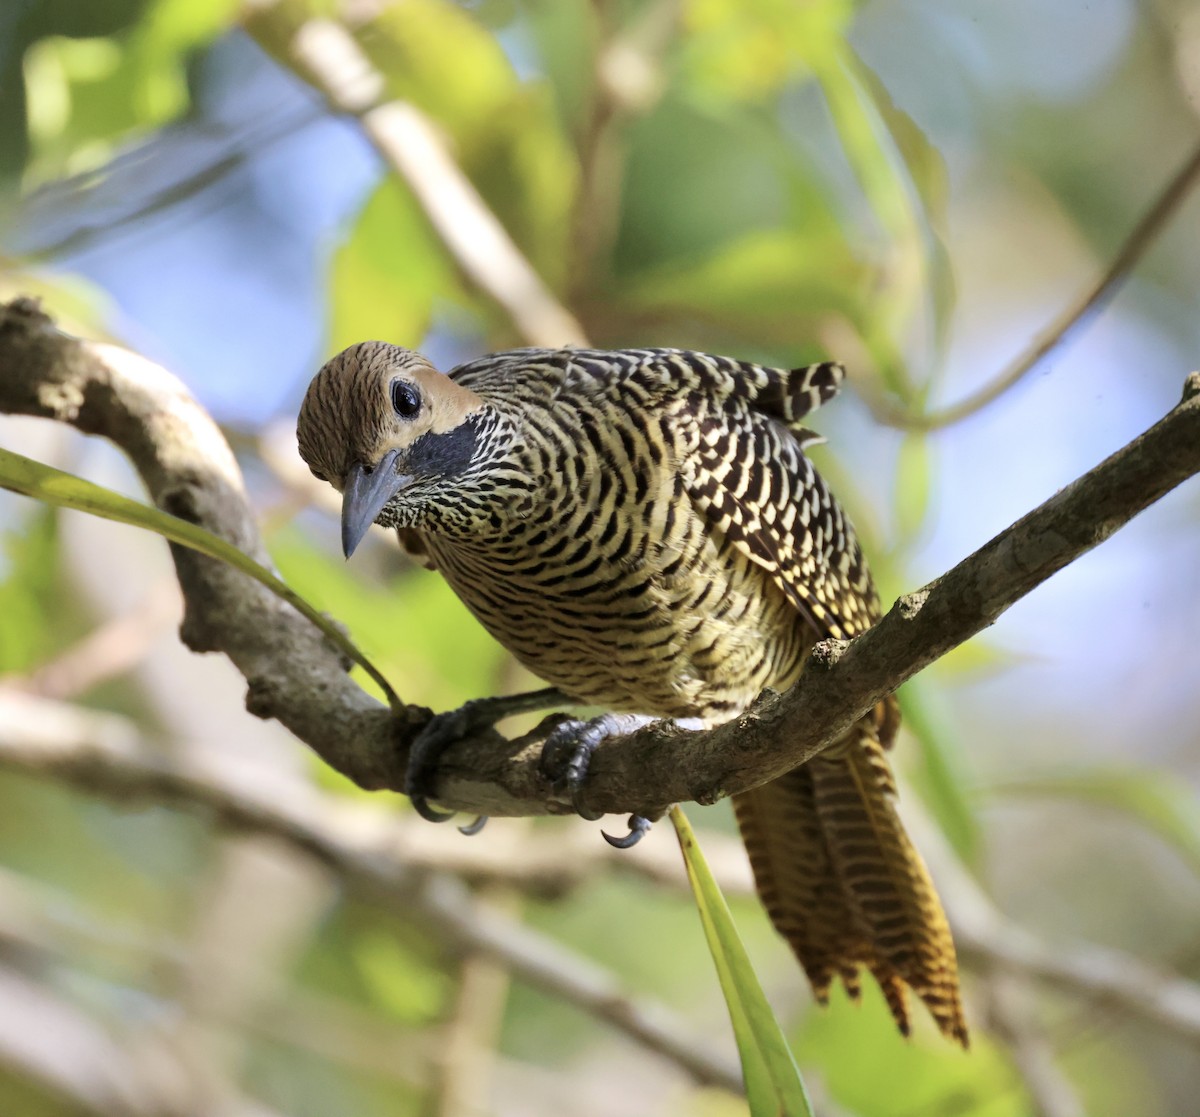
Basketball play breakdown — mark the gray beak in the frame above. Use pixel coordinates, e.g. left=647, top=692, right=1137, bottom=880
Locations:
left=340, top=449, right=412, bottom=558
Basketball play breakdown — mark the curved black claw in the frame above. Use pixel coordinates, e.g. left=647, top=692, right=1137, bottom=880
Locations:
left=602, top=815, right=652, bottom=849
left=405, top=707, right=477, bottom=823
left=405, top=689, right=565, bottom=827
left=541, top=712, right=656, bottom=826
left=410, top=794, right=457, bottom=824
left=458, top=815, right=489, bottom=837
left=541, top=717, right=603, bottom=820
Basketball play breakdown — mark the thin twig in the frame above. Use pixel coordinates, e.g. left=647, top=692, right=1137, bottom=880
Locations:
left=242, top=5, right=587, bottom=349
left=0, top=686, right=743, bottom=1093
left=6, top=687, right=1200, bottom=1058
left=878, top=139, right=1200, bottom=430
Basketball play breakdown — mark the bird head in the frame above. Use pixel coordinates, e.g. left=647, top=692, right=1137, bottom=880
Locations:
left=297, top=341, right=486, bottom=557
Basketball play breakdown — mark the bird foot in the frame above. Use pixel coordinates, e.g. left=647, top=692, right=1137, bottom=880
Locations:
left=405, top=687, right=566, bottom=832
left=540, top=713, right=656, bottom=848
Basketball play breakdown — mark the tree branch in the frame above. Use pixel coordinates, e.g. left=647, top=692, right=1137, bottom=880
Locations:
left=2, top=298, right=1199, bottom=824
left=241, top=3, right=587, bottom=349
left=875, top=138, right=1200, bottom=430
left=6, top=692, right=1200, bottom=1054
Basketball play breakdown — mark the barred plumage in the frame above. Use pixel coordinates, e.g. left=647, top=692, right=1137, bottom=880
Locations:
left=297, top=341, right=967, bottom=1045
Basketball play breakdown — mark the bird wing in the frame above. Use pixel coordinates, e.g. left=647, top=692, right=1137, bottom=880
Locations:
left=449, top=346, right=841, bottom=429
left=449, top=346, right=876, bottom=637
left=680, top=390, right=878, bottom=641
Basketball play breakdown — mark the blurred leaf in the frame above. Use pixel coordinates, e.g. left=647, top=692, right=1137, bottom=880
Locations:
left=893, top=430, right=931, bottom=542
left=20, top=0, right=239, bottom=184
left=363, top=0, right=517, bottom=134
left=990, top=767, right=1200, bottom=877
left=269, top=527, right=509, bottom=717
left=354, top=929, right=450, bottom=1023
left=811, top=48, right=933, bottom=399
left=615, top=95, right=790, bottom=276
left=854, top=58, right=956, bottom=365
left=672, top=805, right=814, bottom=1117
left=0, top=506, right=62, bottom=674
left=459, top=83, right=577, bottom=286
left=334, top=0, right=577, bottom=290
left=624, top=227, right=868, bottom=328
left=679, top=0, right=854, bottom=102
left=796, top=977, right=1007, bottom=1116
left=520, top=0, right=595, bottom=134
left=329, top=179, right=459, bottom=353
left=898, top=682, right=980, bottom=866
left=855, top=65, right=948, bottom=227
left=0, top=446, right=401, bottom=711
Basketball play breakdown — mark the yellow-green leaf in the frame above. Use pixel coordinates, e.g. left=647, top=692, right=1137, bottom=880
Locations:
left=329, top=178, right=458, bottom=353
left=672, top=805, right=814, bottom=1117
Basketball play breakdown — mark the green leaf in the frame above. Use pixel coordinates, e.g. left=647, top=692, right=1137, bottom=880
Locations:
left=679, top=0, right=855, bottom=102
left=988, top=767, right=1200, bottom=877
left=620, top=229, right=866, bottom=349
left=811, top=48, right=936, bottom=401
left=671, top=805, right=814, bottom=1117
left=459, top=83, right=578, bottom=287
left=0, top=445, right=401, bottom=712
left=898, top=683, right=980, bottom=866
left=853, top=58, right=956, bottom=366
left=893, top=431, right=931, bottom=543
left=20, top=0, right=240, bottom=185
left=363, top=0, right=517, bottom=134
left=615, top=96, right=778, bottom=270
left=329, top=178, right=459, bottom=353
left=0, top=506, right=64, bottom=674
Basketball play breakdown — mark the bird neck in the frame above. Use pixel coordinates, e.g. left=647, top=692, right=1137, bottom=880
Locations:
left=403, top=404, right=533, bottom=540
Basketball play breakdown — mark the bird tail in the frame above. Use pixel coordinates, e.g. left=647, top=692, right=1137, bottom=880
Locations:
left=732, top=698, right=968, bottom=1046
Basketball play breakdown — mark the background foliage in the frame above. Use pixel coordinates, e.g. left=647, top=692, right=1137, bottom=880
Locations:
left=2, top=1, right=1200, bottom=1115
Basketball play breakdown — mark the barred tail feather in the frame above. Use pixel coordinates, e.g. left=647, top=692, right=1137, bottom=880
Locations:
left=733, top=711, right=968, bottom=1046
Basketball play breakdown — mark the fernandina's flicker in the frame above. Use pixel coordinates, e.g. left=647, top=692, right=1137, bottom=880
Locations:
left=297, top=341, right=967, bottom=1045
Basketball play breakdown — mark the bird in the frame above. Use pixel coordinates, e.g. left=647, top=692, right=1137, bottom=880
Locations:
left=297, top=340, right=968, bottom=1045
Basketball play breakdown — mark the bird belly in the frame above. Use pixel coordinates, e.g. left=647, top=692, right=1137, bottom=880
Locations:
left=422, top=521, right=809, bottom=723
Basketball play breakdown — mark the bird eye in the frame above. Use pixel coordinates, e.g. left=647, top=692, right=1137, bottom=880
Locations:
left=390, top=379, right=422, bottom=419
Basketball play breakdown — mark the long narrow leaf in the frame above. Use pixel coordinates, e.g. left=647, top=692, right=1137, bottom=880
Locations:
left=0, top=445, right=401, bottom=711
left=671, top=805, right=814, bottom=1117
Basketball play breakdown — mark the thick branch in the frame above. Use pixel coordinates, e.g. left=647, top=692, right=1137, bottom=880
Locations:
left=0, top=297, right=409, bottom=790
left=2, top=298, right=1199, bottom=823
